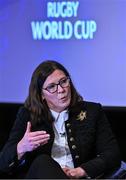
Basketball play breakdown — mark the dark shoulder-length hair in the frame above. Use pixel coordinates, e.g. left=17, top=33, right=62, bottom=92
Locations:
left=24, top=60, right=83, bottom=127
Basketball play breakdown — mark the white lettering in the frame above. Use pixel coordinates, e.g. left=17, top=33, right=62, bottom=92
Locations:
left=74, top=20, right=97, bottom=39
left=31, top=20, right=97, bottom=40
left=31, top=21, right=73, bottom=40
left=72, top=1, right=79, bottom=17
left=31, top=21, right=43, bottom=40
left=47, top=1, right=79, bottom=18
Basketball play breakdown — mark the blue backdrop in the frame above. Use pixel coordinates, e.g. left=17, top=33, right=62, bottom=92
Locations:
left=0, top=0, right=126, bottom=106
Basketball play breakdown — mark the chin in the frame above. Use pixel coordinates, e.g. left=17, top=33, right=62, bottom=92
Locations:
left=61, top=100, right=70, bottom=110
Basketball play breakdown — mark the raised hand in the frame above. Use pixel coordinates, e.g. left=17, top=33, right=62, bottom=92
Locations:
left=17, top=121, right=50, bottom=159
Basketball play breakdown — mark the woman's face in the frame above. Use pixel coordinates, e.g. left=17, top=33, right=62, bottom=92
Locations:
left=42, top=69, right=71, bottom=112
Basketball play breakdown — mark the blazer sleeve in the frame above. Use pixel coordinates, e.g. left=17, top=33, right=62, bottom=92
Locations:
left=0, top=107, right=29, bottom=173
left=80, top=103, right=121, bottom=178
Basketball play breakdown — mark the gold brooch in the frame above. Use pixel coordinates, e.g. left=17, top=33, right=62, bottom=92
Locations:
left=77, top=111, right=87, bottom=121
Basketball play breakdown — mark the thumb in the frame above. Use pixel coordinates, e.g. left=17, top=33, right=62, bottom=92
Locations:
left=25, top=121, right=31, bottom=134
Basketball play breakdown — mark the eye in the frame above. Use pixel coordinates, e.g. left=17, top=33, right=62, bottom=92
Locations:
left=46, top=83, right=56, bottom=90
left=60, top=78, right=67, bottom=84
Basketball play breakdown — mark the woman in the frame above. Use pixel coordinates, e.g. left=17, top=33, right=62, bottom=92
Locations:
left=0, top=60, right=121, bottom=179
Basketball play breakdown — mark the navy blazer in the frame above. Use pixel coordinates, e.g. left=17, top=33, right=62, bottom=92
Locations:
left=0, top=101, right=121, bottom=178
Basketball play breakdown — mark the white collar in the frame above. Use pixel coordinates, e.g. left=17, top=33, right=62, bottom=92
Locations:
left=50, top=109, right=68, bottom=134
left=50, top=109, right=68, bottom=122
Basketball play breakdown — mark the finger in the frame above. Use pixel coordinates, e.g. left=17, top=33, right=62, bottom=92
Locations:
left=29, top=136, right=50, bottom=143
left=36, top=137, right=50, bottom=144
left=40, top=140, right=48, bottom=146
left=68, top=170, right=76, bottom=178
left=62, top=168, right=69, bottom=174
left=33, top=143, right=41, bottom=150
left=25, top=121, right=31, bottom=134
left=62, top=167, right=70, bottom=173
left=31, top=133, right=50, bottom=140
left=33, top=140, right=48, bottom=149
left=29, top=131, right=47, bottom=137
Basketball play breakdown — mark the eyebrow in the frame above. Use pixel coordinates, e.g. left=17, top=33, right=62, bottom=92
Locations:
left=46, top=77, right=67, bottom=86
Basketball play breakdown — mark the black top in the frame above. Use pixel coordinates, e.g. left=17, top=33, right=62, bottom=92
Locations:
left=0, top=101, right=121, bottom=178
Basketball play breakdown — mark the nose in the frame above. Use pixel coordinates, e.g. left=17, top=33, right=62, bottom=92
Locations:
left=57, top=84, right=64, bottom=93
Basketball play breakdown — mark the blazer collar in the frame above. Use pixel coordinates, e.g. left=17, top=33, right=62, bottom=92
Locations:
left=69, top=101, right=87, bottom=121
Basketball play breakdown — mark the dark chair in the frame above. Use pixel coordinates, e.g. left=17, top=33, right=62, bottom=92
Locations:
left=104, top=161, right=126, bottom=179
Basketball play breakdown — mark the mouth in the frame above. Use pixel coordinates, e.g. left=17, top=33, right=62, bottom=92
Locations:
left=59, top=96, right=67, bottom=101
